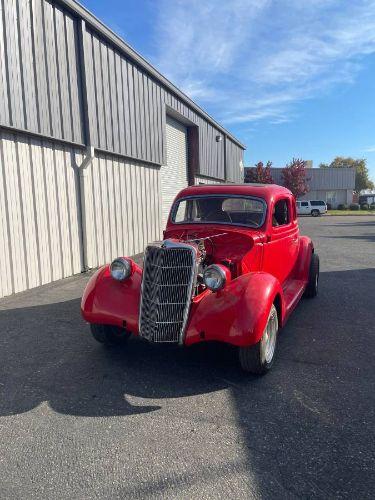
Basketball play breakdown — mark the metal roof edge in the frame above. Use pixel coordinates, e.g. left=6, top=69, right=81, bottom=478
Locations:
left=56, top=0, right=246, bottom=150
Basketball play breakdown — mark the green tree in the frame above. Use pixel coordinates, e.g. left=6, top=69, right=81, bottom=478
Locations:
left=319, top=157, right=374, bottom=193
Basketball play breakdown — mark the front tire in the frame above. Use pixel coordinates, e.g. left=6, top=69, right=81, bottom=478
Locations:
left=304, top=253, right=319, bottom=298
left=311, top=209, right=320, bottom=217
left=90, top=323, right=131, bottom=345
left=239, top=304, right=279, bottom=375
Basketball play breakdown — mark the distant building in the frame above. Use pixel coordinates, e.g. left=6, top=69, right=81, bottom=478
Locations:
left=270, top=167, right=355, bottom=207
left=244, top=162, right=355, bottom=208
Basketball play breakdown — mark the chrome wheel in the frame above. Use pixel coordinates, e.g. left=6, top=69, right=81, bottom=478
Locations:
left=260, top=306, right=278, bottom=364
left=239, top=303, right=279, bottom=374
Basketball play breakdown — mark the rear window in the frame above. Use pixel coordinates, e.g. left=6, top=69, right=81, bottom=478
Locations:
left=310, top=200, right=326, bottom=206
left=172, top=195, right=266, bottom=228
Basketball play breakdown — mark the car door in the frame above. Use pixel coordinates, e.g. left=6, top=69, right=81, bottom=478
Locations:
left=262, top=195, right=299, bottom=284
left=300, top=201, right=309, bottom=214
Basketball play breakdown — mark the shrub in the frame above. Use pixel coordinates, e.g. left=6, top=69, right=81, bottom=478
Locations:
left=370, top=203, right=375, bottom=211
left=337, top=204, right=347, bottom=210
left=361, top=203, right=369, bottom=210
left=349, top=203, right=360, bottom=211
left=326, top=202, right=332, bottom=210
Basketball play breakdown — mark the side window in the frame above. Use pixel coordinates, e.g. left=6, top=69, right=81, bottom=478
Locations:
left=301, top=202, right=309, bottom=207
left=272, top=199, right=290, bottom=227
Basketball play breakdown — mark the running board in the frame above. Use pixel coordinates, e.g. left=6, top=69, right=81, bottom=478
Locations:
left=282, top=278, right=306, bottom=322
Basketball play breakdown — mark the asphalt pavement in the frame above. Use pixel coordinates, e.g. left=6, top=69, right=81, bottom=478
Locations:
left=0, top=215, right=374, bottom=499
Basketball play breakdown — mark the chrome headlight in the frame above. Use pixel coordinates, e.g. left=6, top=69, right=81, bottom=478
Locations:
left=110, top=257, right=132, bottom=281
left=203, top=264, right=227, bottom=292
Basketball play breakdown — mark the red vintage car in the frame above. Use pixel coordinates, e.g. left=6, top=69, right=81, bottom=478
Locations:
left=81, top=184, right=319, bottom=374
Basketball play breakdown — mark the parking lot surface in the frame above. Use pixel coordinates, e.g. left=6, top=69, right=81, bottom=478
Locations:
left=0, top=216, right=374, bottom=499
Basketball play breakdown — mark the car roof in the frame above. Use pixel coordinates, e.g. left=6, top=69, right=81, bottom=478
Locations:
left=301, top=200, right=325, bottom=203
left=176, top=183, right=292, bottom=203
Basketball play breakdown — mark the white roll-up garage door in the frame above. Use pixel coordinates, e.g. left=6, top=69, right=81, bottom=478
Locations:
left=161, top=116, right=188, bottom=226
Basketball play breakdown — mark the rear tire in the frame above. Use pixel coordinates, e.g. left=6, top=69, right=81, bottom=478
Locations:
left=239, top=304, right=278, bottom=375
left=90, top=323, right=131, bottom=345
left=311, top=209, right=320, bottom=217
left=304, top=253, right=319, bottom=298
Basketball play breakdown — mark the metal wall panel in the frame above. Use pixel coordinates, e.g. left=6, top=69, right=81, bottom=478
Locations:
left=1, top=0, right=244, bottom=180
left=0, top=0, right=245, bottom=300
left=0, top=129, right=83, bottom=298
left=226, top=138, right=244, bottom=183
left=84, top=28, right=164, bottom=166
left=0, top=0, right=84, bottom=143
left=83, top=26, right=241, bottom=180
left=83, top=153, right=162, bottom=269
left=270, top=167, right=355, bottom=190
left=197, top=119, right=225, bottom=180
left=0, top=130, right=162, bottom=297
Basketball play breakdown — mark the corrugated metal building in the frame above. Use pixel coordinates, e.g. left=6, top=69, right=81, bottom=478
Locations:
left=269, top=167, right=355, bottom=208
left=0, top=0, right=245, bottom=298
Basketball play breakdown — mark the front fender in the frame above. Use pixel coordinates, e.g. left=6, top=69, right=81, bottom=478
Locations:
left=185, top=272, right=284, bottom=347
left=81, top=262, right=142, bottom=334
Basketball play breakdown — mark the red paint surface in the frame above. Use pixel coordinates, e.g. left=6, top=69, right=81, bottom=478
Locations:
left=81, top=184, right=314, bottom=347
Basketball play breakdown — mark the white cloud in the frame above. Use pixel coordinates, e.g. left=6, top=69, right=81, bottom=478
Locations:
left=363, top=146, right=375, bottom=153
left=151, top=0, right=375, bottom=129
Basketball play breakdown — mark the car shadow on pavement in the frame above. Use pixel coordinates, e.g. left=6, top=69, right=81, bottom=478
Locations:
left=0, top=268, right=374, bottom=419
left=0, top=295, right=239, bottom=417
left=0, top=268, right=374, bottom=497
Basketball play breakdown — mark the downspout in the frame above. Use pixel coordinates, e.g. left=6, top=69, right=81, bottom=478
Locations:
left=77, top=145, right=95, bottom=272
left=76, top=19, right=94, bottom=272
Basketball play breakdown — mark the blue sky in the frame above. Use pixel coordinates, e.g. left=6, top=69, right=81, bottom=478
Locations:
left=81, top=0, right=375, bottom=181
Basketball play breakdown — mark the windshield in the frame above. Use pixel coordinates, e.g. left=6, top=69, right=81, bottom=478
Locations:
left=171, top=195, right=266, bottom=228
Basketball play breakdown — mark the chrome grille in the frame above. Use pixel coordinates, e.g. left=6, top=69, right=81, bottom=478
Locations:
left=139, top=241, right=196, bottom=343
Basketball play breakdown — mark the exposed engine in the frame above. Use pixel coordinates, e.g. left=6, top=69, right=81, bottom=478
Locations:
left=194, top=238, right=207, bottom=295
left=182, top=233, right=228, bottom=296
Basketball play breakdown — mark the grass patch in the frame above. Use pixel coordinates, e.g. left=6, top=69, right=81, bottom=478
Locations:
left=326, top=210, right=375, bottom=216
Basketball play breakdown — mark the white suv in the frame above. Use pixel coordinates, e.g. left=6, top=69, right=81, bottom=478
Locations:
left=296, top=200, right=327, bottom=217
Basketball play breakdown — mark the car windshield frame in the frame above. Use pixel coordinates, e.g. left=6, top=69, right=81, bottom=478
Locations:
left=170, top=194, right=267, bottom=229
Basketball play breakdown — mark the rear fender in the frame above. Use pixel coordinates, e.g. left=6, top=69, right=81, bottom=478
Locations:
left=292, top=236, right=314, bottom=282
left=81, top=262, right=142, bottom=334
left=185, top=272, right=284, bottom=347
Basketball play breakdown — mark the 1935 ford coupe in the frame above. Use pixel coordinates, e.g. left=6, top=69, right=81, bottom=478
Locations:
left=81, top=184, right=319, bottom=374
